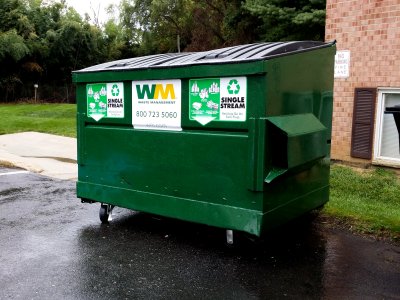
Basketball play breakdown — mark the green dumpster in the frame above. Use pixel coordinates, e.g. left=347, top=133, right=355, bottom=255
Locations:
left=73, top=41, right=336, bottom=239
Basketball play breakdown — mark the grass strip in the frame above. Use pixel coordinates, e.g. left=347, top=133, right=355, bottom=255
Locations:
left=325, top=164, right=400, bottom=242
left=0, top=103, right=76, bottom=137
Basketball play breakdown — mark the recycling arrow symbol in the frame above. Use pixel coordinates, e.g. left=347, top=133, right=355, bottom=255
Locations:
left=111, top=84, right=120, bottom=97
left=227, top=79, right=240, bottom=95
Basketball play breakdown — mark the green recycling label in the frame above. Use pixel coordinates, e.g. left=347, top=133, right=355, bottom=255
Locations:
left=189, top=77, right=246, bottom=125
left=87, top=82, right=124, bottom=121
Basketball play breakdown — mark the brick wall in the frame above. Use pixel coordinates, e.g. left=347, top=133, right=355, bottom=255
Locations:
left=325, top=0, right=400, bottom=162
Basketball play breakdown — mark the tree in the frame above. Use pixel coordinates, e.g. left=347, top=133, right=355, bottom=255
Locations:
left=185, top=0, right=261, bottom=51
left=0, top=0, right=327, bottom=102
left=0, top=0, right=111, bottom=102
left=243, top=0, right=326, bottom=41
left=118, top=0, right=195, bottom=54
left=117, top=0, right=262, bottom=54
left=0, top=29, right=29, bottom=61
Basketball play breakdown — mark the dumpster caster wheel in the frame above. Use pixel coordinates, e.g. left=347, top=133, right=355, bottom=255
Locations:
left=99, top=204, right=114, bottom=224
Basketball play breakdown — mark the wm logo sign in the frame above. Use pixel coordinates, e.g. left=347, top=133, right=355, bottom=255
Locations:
left=135, top=83, right=176, bottom=100
left=132, top=79, right=182, bottom=131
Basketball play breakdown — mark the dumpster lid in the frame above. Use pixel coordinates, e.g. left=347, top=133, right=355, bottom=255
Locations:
left=74, top=41, right=335, bottom=73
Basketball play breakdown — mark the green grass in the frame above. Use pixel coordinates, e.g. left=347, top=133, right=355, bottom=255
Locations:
left=326, top=164, right=400, bottom=240
left=0, top=103, right=76, bottom=137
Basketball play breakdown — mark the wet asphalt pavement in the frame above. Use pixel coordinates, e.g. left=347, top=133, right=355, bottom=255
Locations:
left=0, top=167, right=399, bottom=299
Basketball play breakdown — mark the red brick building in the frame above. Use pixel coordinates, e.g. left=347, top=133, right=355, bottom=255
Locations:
left=325, top=0, right=400, bottom=167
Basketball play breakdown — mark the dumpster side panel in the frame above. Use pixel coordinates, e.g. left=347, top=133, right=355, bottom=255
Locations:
left=262, top=160, right=330, bottom=221
left=259, top=46, right=335, bottom=232
left=265, top=46, right=335, bottom=134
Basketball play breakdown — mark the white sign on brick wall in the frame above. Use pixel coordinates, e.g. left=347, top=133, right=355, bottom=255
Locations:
left=334, top=50, right=350, bottom=78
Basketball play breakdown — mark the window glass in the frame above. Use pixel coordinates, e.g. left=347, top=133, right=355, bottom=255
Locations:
left=380, top=93, right=400, bottom=159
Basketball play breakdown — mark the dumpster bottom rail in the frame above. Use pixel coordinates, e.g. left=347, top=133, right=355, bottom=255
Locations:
left=77, top=181, right=329, bottom=237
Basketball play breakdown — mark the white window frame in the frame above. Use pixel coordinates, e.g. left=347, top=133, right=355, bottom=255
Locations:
left=373, top=87, right=400, bottom=166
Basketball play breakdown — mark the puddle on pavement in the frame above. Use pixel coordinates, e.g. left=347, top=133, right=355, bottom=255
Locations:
left=73, top=211, right=399, bottom=299
left=1, top=173, right=398, bottom=300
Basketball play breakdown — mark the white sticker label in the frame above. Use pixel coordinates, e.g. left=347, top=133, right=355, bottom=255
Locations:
left=219, top=77, right=247, bottom=122
left=106, top=82, right=124, bottom=118
left=132, top=80, right=182, bottom=131
left=189, top=77, right=247, bottom=125
left=87, top=82, right=124, bottom=121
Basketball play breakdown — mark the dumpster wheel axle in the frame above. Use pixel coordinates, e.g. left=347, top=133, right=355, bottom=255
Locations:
left=226, top=229, right=234, bottom=245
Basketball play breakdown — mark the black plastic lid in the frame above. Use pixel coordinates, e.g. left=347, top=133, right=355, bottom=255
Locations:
left=74, top=41, right=335, bottom=73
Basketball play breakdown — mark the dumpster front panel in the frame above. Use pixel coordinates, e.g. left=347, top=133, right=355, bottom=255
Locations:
left=79, top=127, right=259, bottom=208
left=77, top=126, right=264, bottom=234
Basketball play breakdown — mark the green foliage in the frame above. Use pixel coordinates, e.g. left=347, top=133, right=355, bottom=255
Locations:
left=0, top=0, right=111, bottom=102
left=326, top=165, right=400, bottom=236
left=117, top=0, right=262, bottom=53
left=0, top=29, right=29, bottom=61
left=221, top=0, right=262, bottom=45
left=118, top=0, right=325, bottom=54
left=244, top=0, right=326, bottom=41
left=119, top=0, right=195, bottom=54
left=103, top=19, right=126, bottom=60
left=0, top=0, right=327, bottom=102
